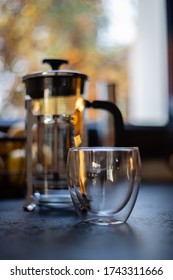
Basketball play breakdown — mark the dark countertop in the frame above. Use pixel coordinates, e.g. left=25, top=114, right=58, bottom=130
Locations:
left=0, top=182, right=173, bottom=260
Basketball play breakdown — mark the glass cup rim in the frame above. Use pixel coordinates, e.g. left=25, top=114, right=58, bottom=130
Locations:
left=68, top=146, right=139, bottom=152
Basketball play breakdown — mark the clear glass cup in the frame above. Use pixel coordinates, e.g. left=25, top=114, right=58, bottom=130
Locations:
left=67, top=147, right=141, bottom=225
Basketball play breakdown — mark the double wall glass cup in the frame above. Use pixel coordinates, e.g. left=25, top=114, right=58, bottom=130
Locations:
left=67, top=147, right=141, bottom=225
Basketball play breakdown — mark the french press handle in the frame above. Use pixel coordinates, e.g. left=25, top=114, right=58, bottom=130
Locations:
left=85, top=100, right=125, bottom=147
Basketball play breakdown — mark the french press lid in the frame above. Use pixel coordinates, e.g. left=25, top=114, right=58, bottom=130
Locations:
left=23, top=59, right=88, bottom=99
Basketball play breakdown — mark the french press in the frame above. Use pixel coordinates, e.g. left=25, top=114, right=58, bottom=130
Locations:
left=23, top=59, right=124, bottom=211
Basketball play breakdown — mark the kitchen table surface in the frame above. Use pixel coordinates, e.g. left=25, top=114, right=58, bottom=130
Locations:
left=0, top=182, right=173, bottom=260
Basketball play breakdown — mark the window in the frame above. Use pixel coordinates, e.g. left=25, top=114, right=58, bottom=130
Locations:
left=128, top=0, right=168, bottom=126
left=0, top=0, right=172, bottom=160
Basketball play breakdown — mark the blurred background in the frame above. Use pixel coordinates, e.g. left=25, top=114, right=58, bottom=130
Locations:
left=0, top=0, right=173, bottom=197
